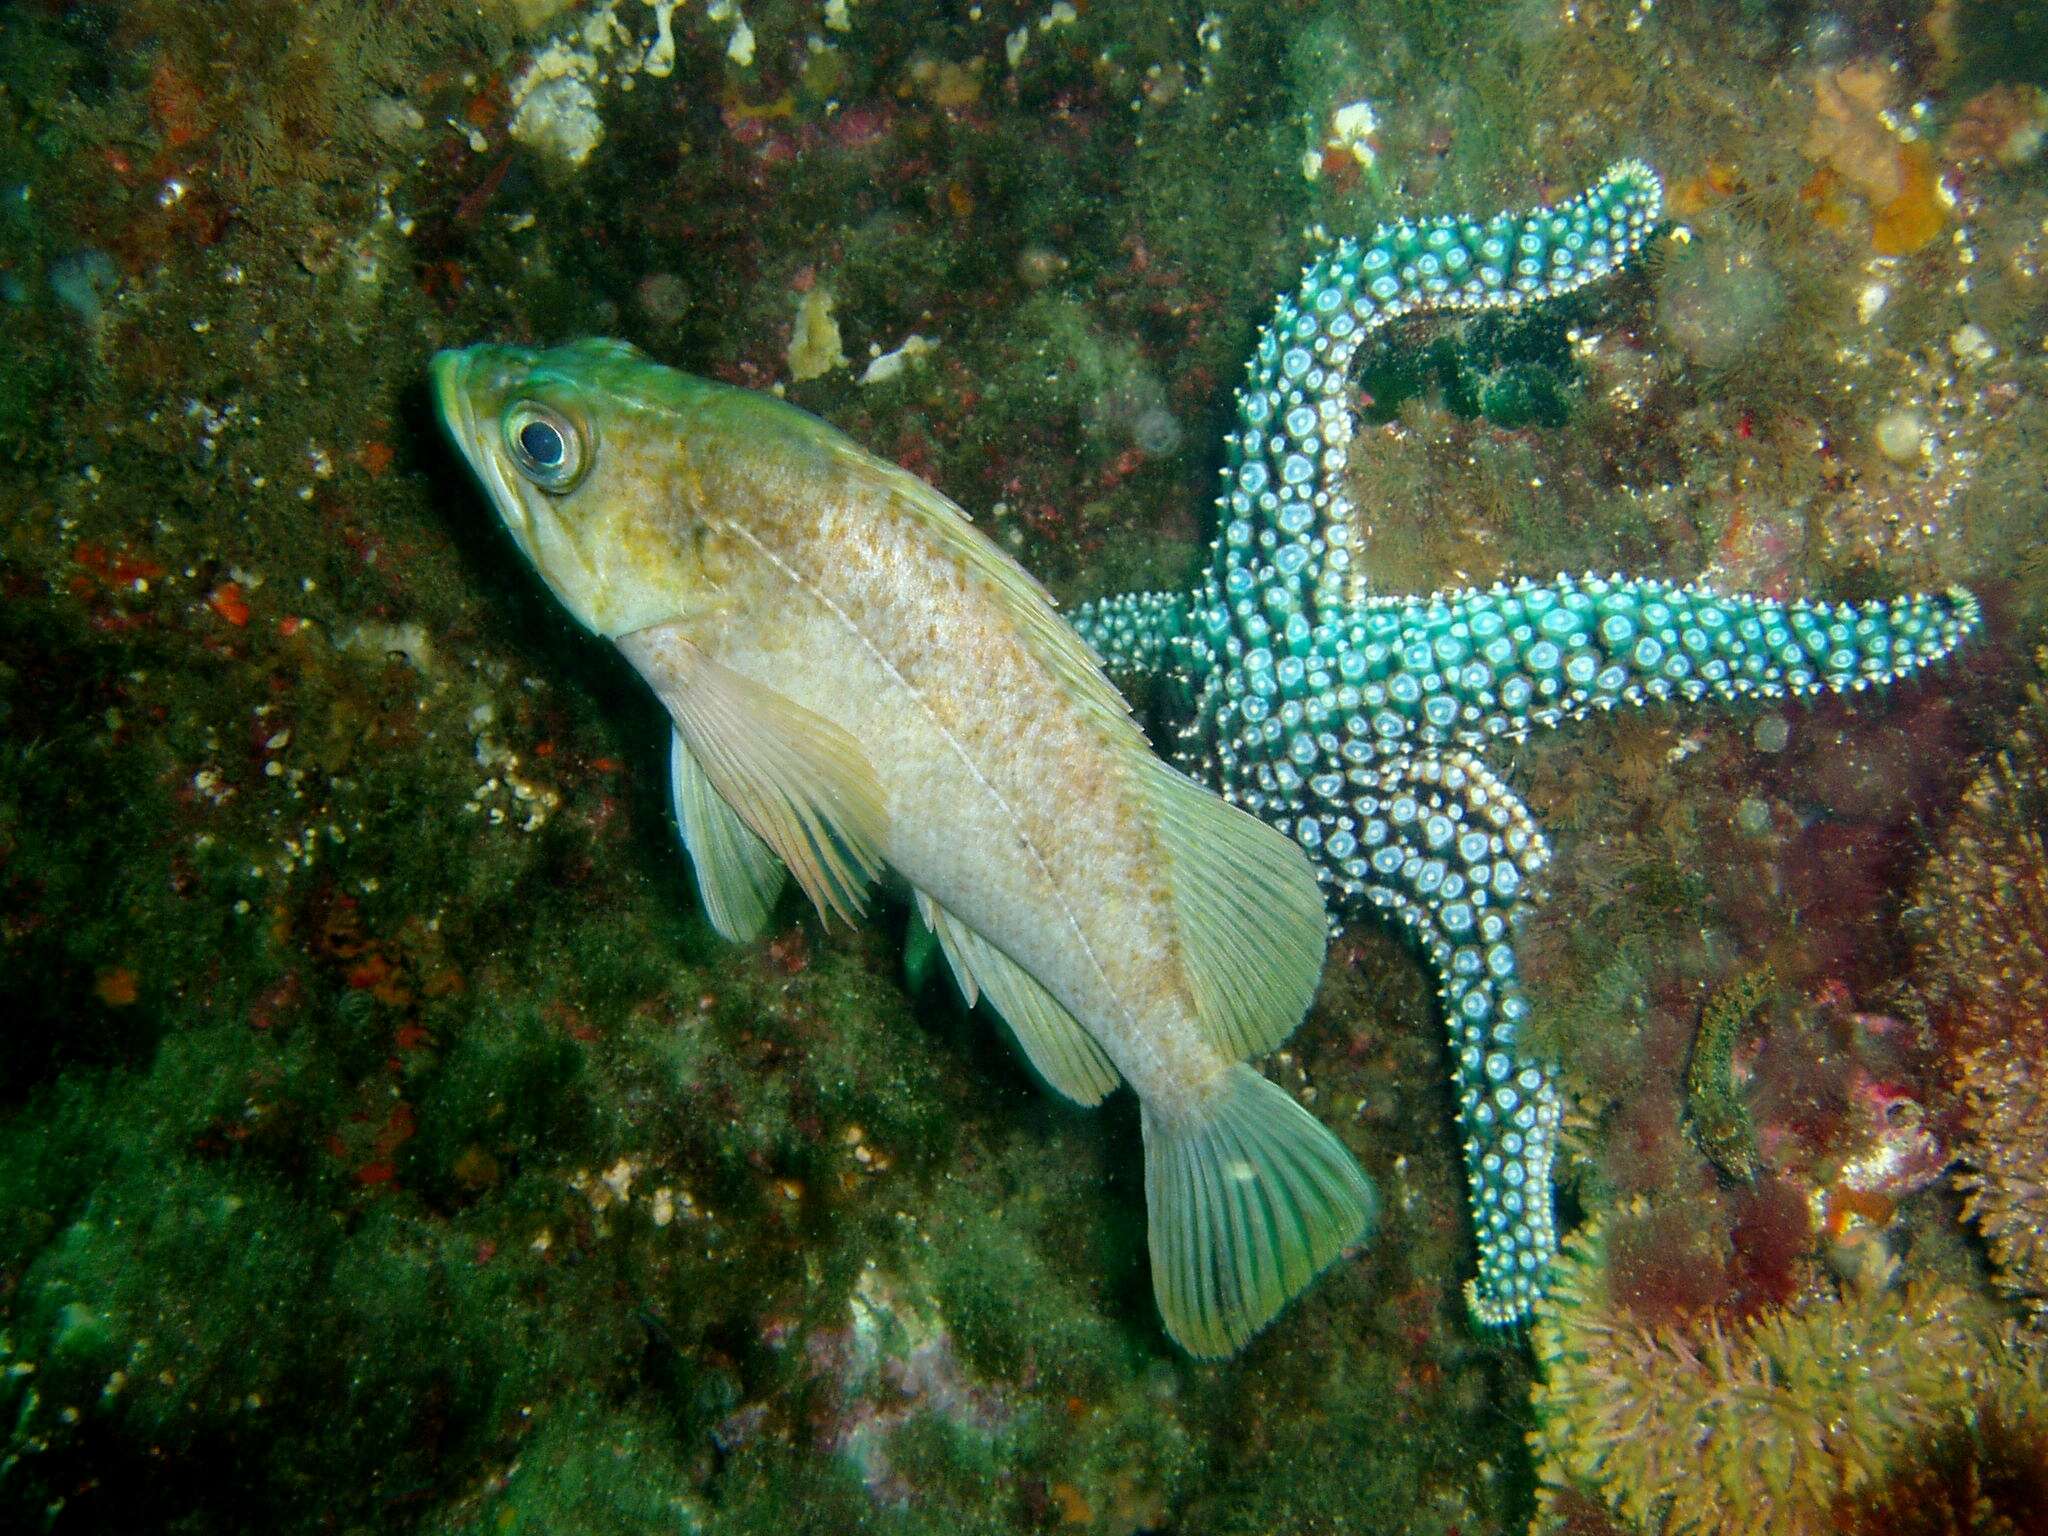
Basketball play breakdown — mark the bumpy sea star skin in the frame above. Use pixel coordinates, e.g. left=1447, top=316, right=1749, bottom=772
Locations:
left=1070, top=161, right=1982, bottom=1327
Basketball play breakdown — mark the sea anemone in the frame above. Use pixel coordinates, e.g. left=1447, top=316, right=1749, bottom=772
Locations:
left=1528, top=1215, right=2047, bottom=1536
left=1899, top=653, right=2048, bottom=1321
left=1956, top=1045, right=2048, bottom=1324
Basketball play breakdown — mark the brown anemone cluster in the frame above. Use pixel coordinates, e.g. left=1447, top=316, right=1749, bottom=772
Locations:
left=1527, top=1215, right=2048, bottom=1536
left=1904, top=653, right=2048, bottom=1320
left=1957, top=1046, right=2048, bottom=1323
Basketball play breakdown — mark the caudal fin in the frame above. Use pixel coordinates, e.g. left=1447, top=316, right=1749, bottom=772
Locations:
left=1143, top=1064, right=1378, bottom=1358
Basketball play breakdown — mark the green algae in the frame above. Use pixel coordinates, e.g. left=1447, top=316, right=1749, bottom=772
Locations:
left=426, top=1392, right=716, bottom=1534
left=1685, top=966, right=1774, bottom=1185
left=1355, top=305, right=1589, bottom=432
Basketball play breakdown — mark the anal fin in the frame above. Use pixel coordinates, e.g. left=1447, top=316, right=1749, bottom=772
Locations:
left=916, top=891, right=1119, bottom=1106
left=670, top=728, right=787, bottom=942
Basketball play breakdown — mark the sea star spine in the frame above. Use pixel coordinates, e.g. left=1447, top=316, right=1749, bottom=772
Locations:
left=1069, top=160, right=1981, bottom=1328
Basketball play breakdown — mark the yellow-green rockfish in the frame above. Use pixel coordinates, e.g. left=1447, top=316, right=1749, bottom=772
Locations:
left=432, top=338, right=1377, bottom=1356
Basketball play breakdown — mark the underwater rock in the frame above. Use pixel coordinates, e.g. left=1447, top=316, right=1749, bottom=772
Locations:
left=803, top=1264, right=1008, bottom=1505
left=1654, top=227, right=1788, bottom=374
left=47, top=250, right=118, bottom=329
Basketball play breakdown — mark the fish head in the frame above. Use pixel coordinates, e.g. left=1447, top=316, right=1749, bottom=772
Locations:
left=433, top=338, right=723, bottom=638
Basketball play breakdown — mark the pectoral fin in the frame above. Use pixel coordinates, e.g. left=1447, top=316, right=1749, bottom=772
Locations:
left=643, top=635, right=888, bottom=927
left=670, top=728, right=787, bottom=942
left=915, top=891, right=1119, bottom=1106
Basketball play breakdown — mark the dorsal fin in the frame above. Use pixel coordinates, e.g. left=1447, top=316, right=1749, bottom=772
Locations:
left=816, top=432, right=1147, bottom=740
left=1139, top=756, right=1330, bottom=1060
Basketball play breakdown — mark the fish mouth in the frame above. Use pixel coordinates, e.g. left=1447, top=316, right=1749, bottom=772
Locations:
left=431, top=345, right=508, bottom=460
left=431, top=345, right=534, bottom=554
left=431, top=343, right=605, bottom=631
left=429, top=347, right=472, bottom=438
left=431, top=343, right=541, bottom=451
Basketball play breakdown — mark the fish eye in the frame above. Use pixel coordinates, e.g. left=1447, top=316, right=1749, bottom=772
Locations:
left=503, top=402, right=588, bottom=491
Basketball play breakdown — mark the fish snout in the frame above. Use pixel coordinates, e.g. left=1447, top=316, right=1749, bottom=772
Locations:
left=431, top=343, right=541, bottom=414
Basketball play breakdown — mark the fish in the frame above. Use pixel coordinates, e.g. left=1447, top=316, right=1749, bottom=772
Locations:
left=431, top=338, right=1378, bottom=1356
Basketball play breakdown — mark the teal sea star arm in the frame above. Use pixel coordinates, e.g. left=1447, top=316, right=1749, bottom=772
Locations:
left=1070, top=161, right=1981, bottom=1326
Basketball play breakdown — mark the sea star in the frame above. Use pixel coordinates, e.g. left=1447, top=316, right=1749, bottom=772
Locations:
left=1069, top=160, right=1980, bottom=1326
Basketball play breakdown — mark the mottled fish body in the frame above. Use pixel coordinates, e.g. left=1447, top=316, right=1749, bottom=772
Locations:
left=433, top=339, right=1377, bottom=1355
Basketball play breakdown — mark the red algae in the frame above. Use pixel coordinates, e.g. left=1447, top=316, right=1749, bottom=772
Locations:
left=1606, top=1198, right=1734, bottom=1329
left=1725, top=1176, right=1813, bottom=1317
